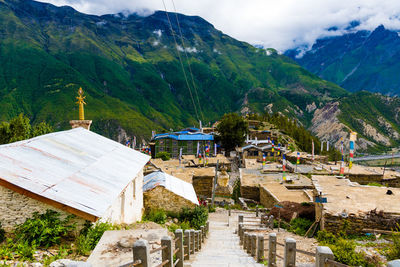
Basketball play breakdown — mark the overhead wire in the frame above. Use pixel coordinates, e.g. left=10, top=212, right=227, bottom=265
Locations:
left=170, top=0, right=205, bottom=123
left=161, top=0, right=200, bottom=122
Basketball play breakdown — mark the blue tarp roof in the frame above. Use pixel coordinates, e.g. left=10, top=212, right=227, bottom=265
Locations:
left=154, top=132, right=214, bottom=141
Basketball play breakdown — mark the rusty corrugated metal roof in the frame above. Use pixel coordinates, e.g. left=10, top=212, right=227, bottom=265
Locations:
left=0, top=128, right=150, bottom=218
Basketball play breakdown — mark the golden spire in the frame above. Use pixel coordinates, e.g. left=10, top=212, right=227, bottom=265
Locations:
left=76, top=87, right=86, bottom=120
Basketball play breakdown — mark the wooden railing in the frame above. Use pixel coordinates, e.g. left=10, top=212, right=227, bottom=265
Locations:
left=126, top=221, right=209, bottom=267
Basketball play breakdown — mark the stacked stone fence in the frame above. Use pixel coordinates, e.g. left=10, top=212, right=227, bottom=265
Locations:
left=126, top=221, right=209, bottom=267
left=237, top=214, right=399, bottom=267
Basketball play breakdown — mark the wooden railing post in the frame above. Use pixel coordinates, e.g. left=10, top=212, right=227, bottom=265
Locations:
left=388, top=260, right=400, bottom=267
left=268, top=233, right=276, bottom=267
left=256, top=206, right=259, bottom=217
left=269, top=215, right=274, bottom=229
left=251, top=234, right=257, bottom=257
left=316, top=246, right=334, bottom=267
left=133, top=239, right=150, bottom=267
left=257, top=234, right=264, bottom=263
left=175, top=229, right=184, bottom=267
left=239, top=215, right=244, bottom=224
left=243, top=232, right=249, bottom=251
left=184, top=230, right=190, bottom=260
left=206, top=221, right=210, bottom=236
left=284, top=238, right=296, bottom=267
left=200, top=225, right=205, bottom=242
left=246, top=233, right=252, bottom=254
left=239, top=223, right=243, bottom=245
left=162, top=236, right=173, bottom=267
left=197, top=230, right=202, bottom=250
left=190, top=230, right=195, bottom=255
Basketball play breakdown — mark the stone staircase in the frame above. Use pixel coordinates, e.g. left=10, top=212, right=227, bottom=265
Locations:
left=185, top=211, right=264, bottom=267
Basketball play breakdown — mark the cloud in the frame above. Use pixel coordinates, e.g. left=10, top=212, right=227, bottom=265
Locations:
left=37, top=0, right=400, bottom=51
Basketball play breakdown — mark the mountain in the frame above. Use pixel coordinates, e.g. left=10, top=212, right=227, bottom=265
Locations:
left=286, top=25, right=400, bottom=96
left=0, top=0, right=399, bottom=152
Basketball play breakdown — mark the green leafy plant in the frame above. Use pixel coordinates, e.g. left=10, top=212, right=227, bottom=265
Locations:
left=386, top=225, right=400, bottom=261
left=155, top=152, right=171, bottom=161
left=76, top=222, right=116, bottom=256
left=208, top=205, right=216, bottom=213
left=288, top=218, right=314, bottom=236
left=14, top=210, right=75, bottom=248
left=232, top=179, right=241, bottom=203
left=179, top=206, right=208, bottom=230
left=144, top=209, right=167, bottom=224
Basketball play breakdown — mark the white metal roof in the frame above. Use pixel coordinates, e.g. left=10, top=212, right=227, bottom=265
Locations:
left=143, top=171, right=199, bottom=205
left=0, top=128, right=150, bottom=218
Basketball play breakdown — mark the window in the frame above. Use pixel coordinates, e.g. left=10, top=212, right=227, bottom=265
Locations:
left=172, top=140, right=178, bottom=146
left=159, top=140, right=164, bottom=145
left=159, top=146, right=164, bottom=152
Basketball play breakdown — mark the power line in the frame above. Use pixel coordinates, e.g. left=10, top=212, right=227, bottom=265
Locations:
left=170, top=0, right=204, bottom=123
left=161, top=0, right=200, bottom=121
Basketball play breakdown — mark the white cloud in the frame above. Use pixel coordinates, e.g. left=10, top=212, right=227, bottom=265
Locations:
left=37, top=0, right=400, bottom=51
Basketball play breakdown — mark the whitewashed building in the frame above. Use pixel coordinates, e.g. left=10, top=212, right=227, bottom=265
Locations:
left=0, top=128, right=150, bottom=230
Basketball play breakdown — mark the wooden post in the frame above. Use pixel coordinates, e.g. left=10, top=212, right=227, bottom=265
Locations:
left=316, top=246, right=334, bottom=267
left=184, top=230, right=190, bottom=260
left=244, top=233, right=249, bottom=252
left=239, top=223, right=243, bottom=244
left=228, top=206, right=231, bottom=216
left=257, top=234, right=264, bottom=263
left=268, top=233, right=276, bottom=267
left=388, top=260, right=400, bottom=267
left=211, top=160, right=219, bottom=206
left=284, top=238, right=296, bottom=267
left=256, top=206, right=259, bottom=217
left=269, top=215, right=274, bottom=229
left=190, top=230, right=195, bottom=255
left=251, top=234, right=257, bottom=257
left=175, top=229, right=184, bottom=267
left=197, top=230, right=202, bottom=250
left=246, top=233, right=252, bottom=254
left=206, top=221, right=210, bottom=235
left=239, top=215, right=244, bottom=224
left=162, top=236, right=173, bottom=267
left=133, top=239, right=150, bottom=267
left=200, top=226, right=205, bottom=242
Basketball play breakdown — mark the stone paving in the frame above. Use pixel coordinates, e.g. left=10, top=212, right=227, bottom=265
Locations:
left=185, top=209, right=264, bottom=267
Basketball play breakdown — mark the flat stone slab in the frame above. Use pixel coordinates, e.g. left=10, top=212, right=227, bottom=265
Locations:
left=87, top=228, right=168, bottom=267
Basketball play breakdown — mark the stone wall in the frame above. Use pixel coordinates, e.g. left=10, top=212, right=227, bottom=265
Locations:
left=192, top=176, right=214, bottom=198
left=241, top=185, right=260, bottom=201
left=0, top=186, right=86, bottom=232
left=259, top=186, right=279, bottom=208
left=143, top=186, right=196, bottom=213
left=322, top=211, right=400, bottom=235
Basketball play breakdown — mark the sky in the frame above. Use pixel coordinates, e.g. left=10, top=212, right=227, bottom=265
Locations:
left=38, top=0, right=400, bottom=51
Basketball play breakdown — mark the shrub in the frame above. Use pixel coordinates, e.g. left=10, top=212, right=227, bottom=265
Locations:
left=179, top=206, right=208, bottom=230
left=386, top=231, right=400, bottom=260
left=0, top=222, right=5, bottom=243
left=167, top=221, right=191, bottom=233
left=76, top=222, right=116, bottom=256
left=14, top=210, right=75, bottom=248
left=144, top=209, right=167, bottom=224
left=156, top=152, right=171, bottom=161
left=317, top=230, right=373, bottom=266
left=288, top=218, right=313, bottom=236
left=208, top=205, right=216, bottom=213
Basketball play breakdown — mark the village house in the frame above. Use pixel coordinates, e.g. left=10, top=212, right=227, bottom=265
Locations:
left=0, top=128, right=150, bottom=231
left=151, top=128, right=214, bottom=158
left=143, top=171, right=199, bottom=212
left=312, top=175, right=400, bottom=234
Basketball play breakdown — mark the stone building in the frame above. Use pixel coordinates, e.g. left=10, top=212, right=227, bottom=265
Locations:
left=143, top=171, right=199, bottom=213
left=0, top=128, right=150, bottom=231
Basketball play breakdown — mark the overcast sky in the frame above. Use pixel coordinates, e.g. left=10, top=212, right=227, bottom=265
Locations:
left=38, top=0, right=400, bottom=51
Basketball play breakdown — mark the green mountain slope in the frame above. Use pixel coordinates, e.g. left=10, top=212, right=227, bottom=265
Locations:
left=0, top=0, right=348, bottom=139
left=0, top=0, right=399, bottom=152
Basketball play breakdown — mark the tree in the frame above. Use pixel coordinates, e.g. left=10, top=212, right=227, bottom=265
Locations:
left=0, top=114, right=53, bottom=145
left=216, top=113, right=248, bottom=153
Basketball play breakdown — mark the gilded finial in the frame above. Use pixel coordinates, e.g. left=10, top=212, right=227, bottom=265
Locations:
left=76, top=87, right=86, bottom=120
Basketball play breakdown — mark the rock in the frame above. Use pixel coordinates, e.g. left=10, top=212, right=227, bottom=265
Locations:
left=50, top=259, right=91, bottom=267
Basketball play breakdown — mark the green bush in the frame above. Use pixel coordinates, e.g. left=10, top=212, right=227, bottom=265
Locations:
left=156, top=152, right=171, bottom=161
left=288, top=218, right=313, bottom=236
left=208, top=205, right=216, bottom=213
left=386, top=232, right=400, bottom=260
left=317, top=230, right=373, bottom=266
left=144, top=209, right=167, bottom=224
left=0, top=222, right=5, bottom=243
left=232, top=179, right=241, bottom=203
left=179, top=206, right=208, bottom=230
left=76, top=222, right=116, bottom=256
left=167, top=221, right=191, bottom=233
left=14, top=210, right=75, bottom=248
